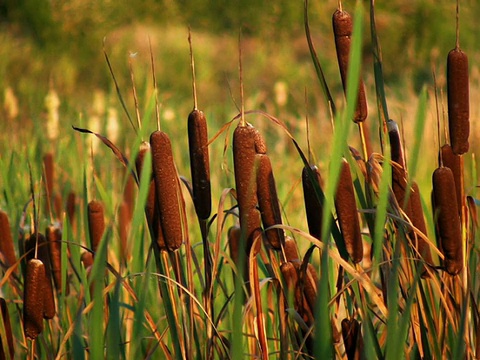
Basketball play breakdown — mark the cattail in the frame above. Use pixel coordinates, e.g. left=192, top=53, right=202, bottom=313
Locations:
left=188, top=109, right=211, bottom=220
left=233, top=124, right=264, bottom=255
left=54, top=193, right=63, bottom=220
left=441, top=144, right=463, bottom=215
left=43, top=153, right=55, bottom=201
left=280, top=261, right=314, bottom=325
left=432, top=167, right=462, bottom=275
left=0, top=297, right=14, bottom=359
left=388, top=120, right=405, bottom=168
left=23, top=259, right=45, bottom=339
left=66, top=191, right=76, bottom=227
left=447, top=47, right=469, bottom=155
left=332, top=9, right=368, bottom=122
left=284, top=236, right=300, bottom=262
left=81, top=251, right=94, bottom=269
left=87, top=200, right=105, bottom=254
left=136, top=142, right=166, bottom=250
left=256, top=153, right=284, bottom=250
left=409, top=183, right=433, bottom=267
left=123, top=173, right=136, bottom=222
left=0, top=210, right=17, bottom=269
left=24, top=233, right=55, bottom=319
left=302, top=165, right=324, bottom=240
left=150, top=130, right=186, bottom=251
left=391, top=163, right=412, bottom=218
left=46, top=225, right=65, bottom=293
left=227, top=225, right=248, bottom=283
left=335, top=158, right=363, bottom=263
left=302, top=263, right=318, bottom=315
left=227, top=225, right=242, bottom=265
left=341, top=318, right=363, bottom=360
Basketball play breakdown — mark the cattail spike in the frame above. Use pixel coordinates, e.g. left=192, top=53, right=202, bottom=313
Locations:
left=256, top=153, right=284, bottom=250
left=0, top=210, right=17, bottom=269
left=333, top=8, right=368, bottom=123
left=23, top=259, right=45, bottom=339
left=335, top=158, right=363, bottom=263
left=188, top=109, right=212, bottom=220
left=432, top=167, right=462, bottom=275
left=447, top=47, right=469, bottom=155
left=233, top=124, right=264, bottom=255
left=87, top=200, right=105, bottom=254
left=150, top=130, right=186, bottom=251
left=24, top=233, right=55, bottom=319
left=302, top=165, right=324, bottom=241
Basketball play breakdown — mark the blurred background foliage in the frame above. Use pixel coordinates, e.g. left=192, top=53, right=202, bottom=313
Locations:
left=0, top=0, right=479, bottom=120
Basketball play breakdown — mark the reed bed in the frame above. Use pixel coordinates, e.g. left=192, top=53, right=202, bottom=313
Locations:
left=0, top=1, right=479, bottom=359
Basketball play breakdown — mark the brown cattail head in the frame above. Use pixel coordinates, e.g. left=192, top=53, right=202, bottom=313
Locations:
left=409, top=183, right=433, bottom=267
left=23, top=259, right=45, bottom=339
left=284, top=236, right=300, bottom=262
left=341, top=318, right=363, bottom=360
left=135, top=141, right=152, bottom=181
left=335, top=158, right=363, bottom=263
left=43, top=152, right=55, bottom=199
left=233, top=124, right=264, bottom=255
left=0, top=298, right=14, bottom=359
left=81, top=251, right=94, bottom=269
left=150, top=130, right=186, bottom=251
left=280, top=261, right=314, bottom=325
left=135, top=141, right=167, bottom=250
left=388, top=120, right=405, bottom=168
left=0, top=210, right=17, bottom=269
left=227, top=225, right=242, bottom=265
left=227, top=225, right=248, bottom=282
left=66, top=191, right=76, bottom=227
left=432, top=167, right=462, bottom=275
left=188, top=109, right=211, bottom=220
left=391, top=163, right=412, bottom=218
left=332, top=9, right=368, bottom=122
left=303, top=263, right=318, bottom=315
left=440, top=144, right=463, bottom=215
left=256, top=153, right=284, bottom=250
left=87, top=200, right=105, bottom=254
left=302, top=165, right=324, bottom=240
left=447, top=47, right=469, bottom=155
left=46, top=225, right=66, bottom=294
left=123, top=174, right=136, bottom=222
left=24, top=233, right=56, bottom=319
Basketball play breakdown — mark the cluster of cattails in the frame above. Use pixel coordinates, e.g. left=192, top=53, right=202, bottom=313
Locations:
left=23, top=230, right=61, bottom=340
left=232, top=121, right=285, bottom=255
left=24, top=233, right=56, bottom=320
left=280, top=245, right=318, bottom=352
left=431, top=22, right=469, bottom=276
left=388, top=120, right=433, bottom=272
left=133, top=130, right=188, bottom=253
